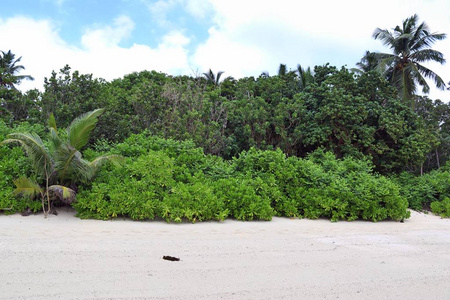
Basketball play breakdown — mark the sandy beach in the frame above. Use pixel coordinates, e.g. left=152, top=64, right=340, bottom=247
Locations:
left=0, top=209, right=449, bottom=300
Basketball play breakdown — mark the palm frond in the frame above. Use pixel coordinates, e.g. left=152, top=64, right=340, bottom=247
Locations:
left=411, top=49, right=445, bottom=64
left=48, top=112, right=63, bottom=150
left=410, top=63, right=430, bottom=94
left=411, top=32, right=446, bottom=51
left=216, top=71, right=225, bottom=84
left=415, top=63, right=446, bottom=90
left=371, top=52, right=396, bottom=75
left=48, top=113, right=57, bottom=132
left=1, top=132, right=53, bottom=177
left=12, top=177, right=43, bottom=199
left=54, top=143, right=89, bottom=183
left=89, top=154, right=125, bottom=169
left=66, top=108, right=104, bottom=150
left=373, top=28, right=396, bottom=49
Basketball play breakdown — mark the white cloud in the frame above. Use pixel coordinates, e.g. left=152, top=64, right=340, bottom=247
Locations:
left=192, top=27, right=269, bottom=78
left=0, top=16, right=191, bottom=92
left=81, top=16, right=135, bottom=49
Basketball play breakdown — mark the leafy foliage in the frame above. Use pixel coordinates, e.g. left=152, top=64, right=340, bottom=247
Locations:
left=394, top=167, right=450, bottom=211
left=0, top=110, right=122, bottom=216
left=74, top=133, right=410, bottom=222
left=431, top=198, right=450, bottom=218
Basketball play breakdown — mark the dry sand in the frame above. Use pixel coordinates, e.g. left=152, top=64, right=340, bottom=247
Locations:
left=0, top=209, right=449, bottom=300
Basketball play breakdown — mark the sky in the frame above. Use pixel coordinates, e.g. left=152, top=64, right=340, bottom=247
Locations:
left=1, top=0, right=450, bottom=101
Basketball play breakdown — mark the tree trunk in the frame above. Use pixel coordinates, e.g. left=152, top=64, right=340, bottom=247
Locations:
left=436, top=148, right=440, bottom=169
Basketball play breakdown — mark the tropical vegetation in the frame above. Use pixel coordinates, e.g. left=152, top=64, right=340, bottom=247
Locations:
left=0, top=14, right=449, bottom=220
left=0, top=109, right=123, bottom=217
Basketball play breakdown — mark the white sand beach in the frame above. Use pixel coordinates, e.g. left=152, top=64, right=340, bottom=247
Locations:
left=0, top=210, right=449, bottom=300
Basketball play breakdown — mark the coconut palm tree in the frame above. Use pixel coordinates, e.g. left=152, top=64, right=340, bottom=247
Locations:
left=371, top=15, right=446, bottom=108
left=203, top=69, right=224, bottom=86
left=1, top=109, right=123, bottom=217
left=0, top=50, right=34, bottom=88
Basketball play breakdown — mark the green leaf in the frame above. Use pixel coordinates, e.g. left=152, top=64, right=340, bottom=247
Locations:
left=13, top=177, right=43, bottom=199
left=67, top=108, right=104, bottom=150
left=48, top=113, right=57, bottom=132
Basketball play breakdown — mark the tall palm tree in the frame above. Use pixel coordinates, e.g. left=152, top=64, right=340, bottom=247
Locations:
left=371, top=15, right=446, bottom=108
left=203, top=69, right=224, bottom=86
left=1, top=109, right=123, bottom=216
left=0, top=50, right=34, bottom=88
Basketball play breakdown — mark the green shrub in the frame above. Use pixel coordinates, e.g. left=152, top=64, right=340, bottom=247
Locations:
left=230, top=148, right=409, bottom=221
left=75, top=135, right=409, bottom=222
left=75, top=151, right=174, bottom=220
left=115, top=131, right=233, bottom=182
left=431, top=198, right=450, bottom=218
left=213, top=176, right=275, bottom=221
left=280, top=151, right=410, bottom=221
left=394, top=169, right=450, bottom=210
left=161, top=178, right=227, bottom=223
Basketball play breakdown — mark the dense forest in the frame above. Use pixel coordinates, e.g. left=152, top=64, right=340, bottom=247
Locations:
left=1, top=15, right=449, bottom=221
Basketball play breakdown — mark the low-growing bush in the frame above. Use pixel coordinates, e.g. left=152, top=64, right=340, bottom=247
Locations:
left=431, top=198, right=450, bottom=218
left=230, top=148, right=410, bottom=221
left=213, top=176, right=275, bottom=221
left=283, top=153, right=409, bottom=221
left=161, top=178, right=228, bottom=223
left=394, top=169, right=450, bottom=210
left=75, top=151, right=174, bottom=220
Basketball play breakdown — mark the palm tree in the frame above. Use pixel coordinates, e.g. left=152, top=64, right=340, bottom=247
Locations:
left=353, top=51, right=379, bottom=74
left=203, top=69, right=224, bottom=86
left=371, top=14, right=446, bottom=108
left=1, top=109, right=123, bottom=217
left=296, top=64, right=315, bottom=90
left=0, top=50, right=34, bottom=88
left=278, top=64, right=288, bottom=77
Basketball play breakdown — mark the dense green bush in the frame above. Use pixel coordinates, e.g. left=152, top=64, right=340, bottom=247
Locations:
left=431, top=198, right=450, bottom=218
left=213, top=176, right=275, bottom=221
left=74, top=151, right=175, bottom=220
left=161, top=178, right=227, bottom=223
left=232, top=148, right=410, bottom=221
left=394, top=169, right=450, bottom=211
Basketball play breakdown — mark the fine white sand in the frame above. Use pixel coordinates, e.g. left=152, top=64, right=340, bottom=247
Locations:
left=0, top=209, right=449, bottom=300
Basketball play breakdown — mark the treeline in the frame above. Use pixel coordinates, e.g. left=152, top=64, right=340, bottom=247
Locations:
left=1, top=64, right=449, bottom=174
left=1, top=65, right=450, bottom=219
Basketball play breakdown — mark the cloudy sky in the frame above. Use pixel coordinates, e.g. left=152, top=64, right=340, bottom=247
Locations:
left=1, top=0, right=449, bottom=101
